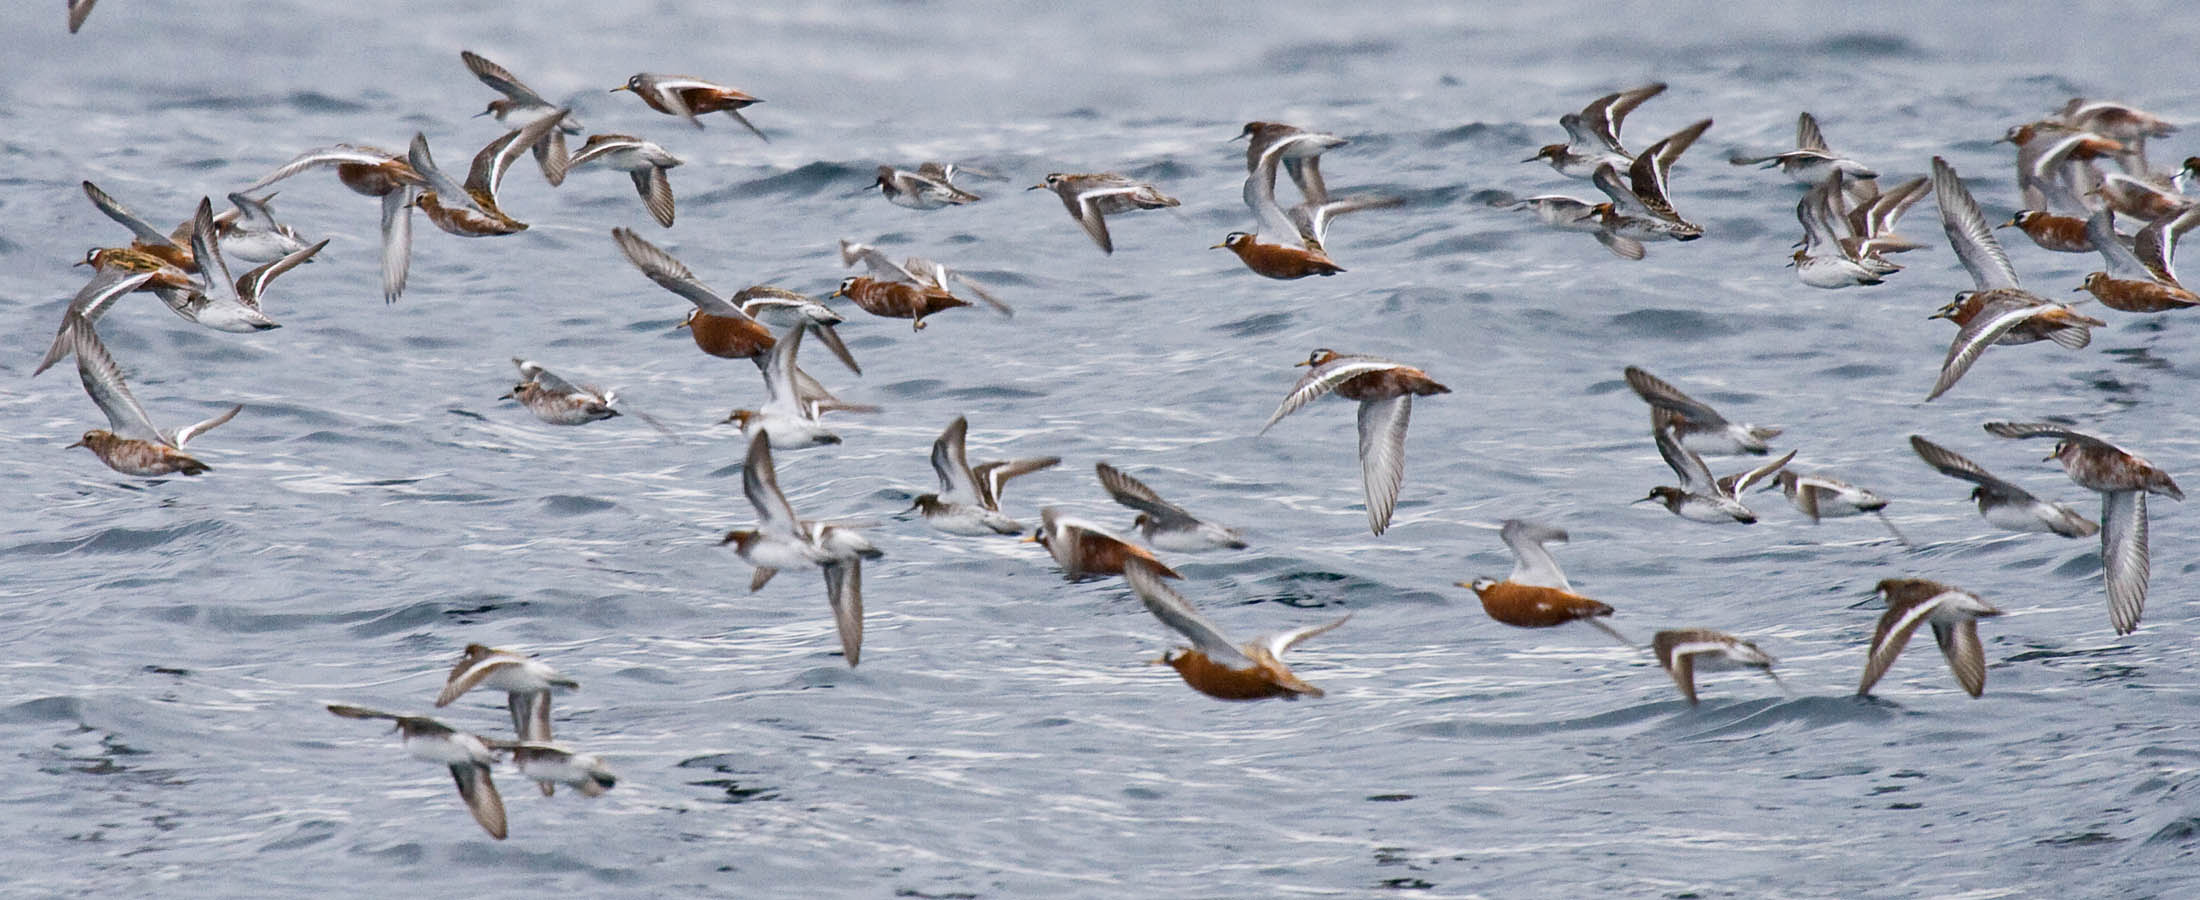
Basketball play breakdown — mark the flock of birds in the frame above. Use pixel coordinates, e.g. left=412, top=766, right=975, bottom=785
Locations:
left=38, top=11, right=2200, bottom=840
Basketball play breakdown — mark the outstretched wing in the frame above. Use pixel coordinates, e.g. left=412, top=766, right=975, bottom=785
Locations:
left=1123, top=559, right=1253, bottom=668
left=611, top=227, right=749, bottom=318
left=1929, top=299, right=2058, bottom=401
left=1908, top=435, right=2033, bottom=499
left=1497, top=519, right=1571, bottom=591
left=1095, top=462, right=1195, bottom=527
left=460, top=50, right=552, bottom=107
left=72, top=319, right=166, bottom=444
left=1931, top=156, right=2021, bottom=291
left=1623, top=366, right=1731, bottom=428
left=1257, top=356, right=1402, bottom=434
left=1652, top=420, right=1717, bottom=493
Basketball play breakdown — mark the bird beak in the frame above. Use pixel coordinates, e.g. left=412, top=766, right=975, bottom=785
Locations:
left=1452, top=581, right=1474, bottom=589
left=65, top=438, right=86, bottom=449
left=1025, top=184, right=1045, bottom=191
left=472, top=110, right=492, bottom=119
left=1292, top=360, right=1312, bottom=368
left=1019, top=534, right=1041, bottom=543
left=829, top=287, right=846, bottom=298
left=1209, top=242, right=1227, bottom=250
left=1845, top=590, right=1883, bottom=610
left=1927, top=310, right=1950, bottom=320
left=1520, top=155, right=1540, bottom=163
left=608, top=85, right=630, bottom=93
left=2072, top=285, right=2087, bottom=292
left=1630, top=496, right=1656, bottom=505
left=2042, top=451, right=2059, bottom=462
left=1996, top=217, right=2018, bottom=229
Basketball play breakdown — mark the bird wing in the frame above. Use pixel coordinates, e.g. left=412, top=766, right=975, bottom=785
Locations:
left=1592, top=163, right=1655, bottom=217
left=512, top=358, right=582, bottom=395
left=502, top=690, right=554, bottom=744
left=325, top=703, right=402, bottom=722
left=1599, top=82, right=1667, bottom=150
left=1928, top=298, right=2060, bottom=401
left=1357, top=394, right=1413, bottom=535
left=1292, top=193, right=1404, bottom=249
left=2135, top=206, right=2198, bottom=288
left=917, top=261, right=1011, bottom=316
left=1931, top=618, right=1988, bottom=697
left=810, top=323, right=862, bottom=375
left=742, top=431, right=802, bottom=537
left=33, top=270, right=154, bottom=377
left=1795, top=111, right=1829, bottom=152
left=1259, top=614, right=1351, bottom=658
left=2102, top=490, right=2149, bottom=635
left=636, top=166, right=676, bottom=227
left=1071, top=184, right=1152, bottom=253
left=1980, top=421, right=2111, bottom=449
left=406, top=133, right=474, bottom=205
left=82, top=181, right=180, bottom=248
left=1243, top=149, right=1304, bottom=243
left=1908, top=435, right=2032, bottom=498
left=379, top=189, right=413, bottom=303
left=449, top=762, right=509, bottom=841
left=434, top=656, right=510, bottom=707
left=566, top=135, right=640, bottom=168
left=973, top=457, right=1060, bottom=510
left=243, top=145, right=409, bottom=194
left=184, top=198, right=238, bottom=302
left=929, top=415, right=980, bottom=503
left=641, top=77, right=706, bottom=126
left=2086, top=209, right=2153, bottom=280
left=1595, top=231, right=1646, bottom=260
left=757, top=323, right=808, bottom=414
left=1931, top=157, right=2021, bottom=291
left=837, top=239, right=921, bottom=283
left=467, top=111, right=570, bottom=205
left=1123, top=559, right=1254, bottom=668
left=1095, top=462, right=1196, bottom=526
left=1720, top=450, right=1796, bottom=497
left=1626, top=118, right=1711, bottom=219
left=234, top=238, right=329, bottom=308
left=460, top=50, right=552, bottom=106
left=1858, top=596, right=1936, bottom=696
left=169, top=404, right=242, bottom=450
left=612, top=227, right=748, bottom=318
left=1257, top=356, right=1401, bottom=434
left=71, top=318, right=166, bottom=444
left=823, top=558, right=864, bottom=667
left=1497, top=519, right=1572, bottom=590
left=1860, top=176, right=1932, bottom=239
left=1622, top=366, right=1732, bottom=428
left=1652, top=420, right=1717, bottom=493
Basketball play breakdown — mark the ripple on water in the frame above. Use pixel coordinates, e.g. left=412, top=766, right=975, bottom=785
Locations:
left=542, top=494, right=617, bottom=516
left=1608, top=308, right=1739, bottom=340
left=2, top=520, right=231, bottom=557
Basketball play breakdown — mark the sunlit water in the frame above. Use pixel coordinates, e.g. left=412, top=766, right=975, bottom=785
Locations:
left=3, top=2, right=2198, bottom=897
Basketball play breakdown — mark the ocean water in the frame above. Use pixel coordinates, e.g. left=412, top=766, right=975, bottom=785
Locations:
left=4, top=1, right=2199, bottom=897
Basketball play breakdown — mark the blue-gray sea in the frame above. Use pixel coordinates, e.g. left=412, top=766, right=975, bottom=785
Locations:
left=5, top=2, right=2199, bottom=897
